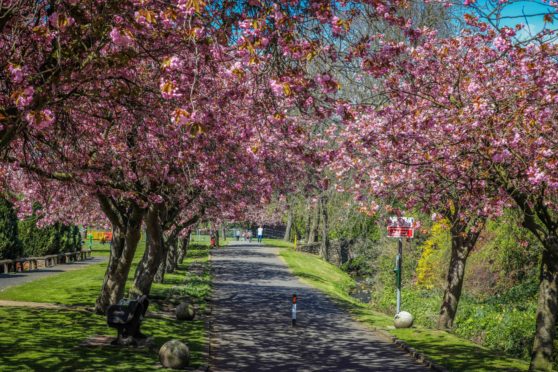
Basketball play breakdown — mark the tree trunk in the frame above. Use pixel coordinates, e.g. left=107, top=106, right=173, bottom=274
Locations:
left=319, top=195, right=330, bottom=261
left=153, top=237, right=170, bottom=284
left=303, top=201, right=312, bottom=241
left=437, top=226, right=478, bottom=329
left=529, top=236, right=558, bottom=371
left=95, top=198, right=144, bottom=314
left=284, top=209, right=293, bottom=241
left=307, top=203, right=320, bottom=244
left=165, top=235, right=178, bottom=274
left=178, top=234, right=190, bottom=264
left=131, top=204, right=165, bottom=297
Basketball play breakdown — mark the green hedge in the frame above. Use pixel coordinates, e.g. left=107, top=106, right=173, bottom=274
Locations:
left=18, top=217, right=82, bottom=257
left=0, top=198, right=22, bottom=259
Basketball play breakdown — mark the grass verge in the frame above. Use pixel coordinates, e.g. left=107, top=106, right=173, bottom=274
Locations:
left=261, top=238, right=293, bottom=249
left=279, top=248, right=529, bottom=372
left=0, top=240, right=211, bottom=371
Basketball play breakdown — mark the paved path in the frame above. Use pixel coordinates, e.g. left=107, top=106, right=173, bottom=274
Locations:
left=0, top=256, right=106, bottom=291
left=210, top=242, right=428, bottom=371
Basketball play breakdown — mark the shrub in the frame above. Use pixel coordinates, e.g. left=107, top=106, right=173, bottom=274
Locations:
left=0, top=198, right=22, bottom=259
left=341, top=255, right=373, bottom=276
left=19, top=217, right=82, bottom=257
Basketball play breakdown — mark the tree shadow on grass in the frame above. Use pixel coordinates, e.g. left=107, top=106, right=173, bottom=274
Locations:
left=400, top=337, right=525, bottom=371
left=0, top=307, right=205, bottom=371
left=294, top=272, right=328, bottom=285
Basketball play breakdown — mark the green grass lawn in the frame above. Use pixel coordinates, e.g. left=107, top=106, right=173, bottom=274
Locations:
left=0, top=240, right=211, bottom=371
left=280, top=248, right=530, bottom=372
left=261, top=238, right=293, bottom=249
left=0, top=238, right=148, bottom=305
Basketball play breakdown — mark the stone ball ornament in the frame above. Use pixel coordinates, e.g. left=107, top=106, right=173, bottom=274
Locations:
left=159, top=340, right=190, bottom=369
left=394, top=311, right=414, bottom=328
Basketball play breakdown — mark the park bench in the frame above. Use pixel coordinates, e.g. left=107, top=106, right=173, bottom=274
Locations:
left=23, top=257, right=42, bottom=270
left=14, top=257, right=39, bottom=272
left=80, top=249, right=92, bottom=260
left=107, top=295, right=150, bottom=346
left=0, top=249, right=93, bottom=273
left=63, top=252, right=80, bottom=263
left=43, top=254, right=59, bottom=267
left=0, top=259, right=15, bottom=274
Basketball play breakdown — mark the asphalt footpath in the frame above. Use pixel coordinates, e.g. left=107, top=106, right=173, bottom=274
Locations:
left=210, top=242, right=428, bottom=372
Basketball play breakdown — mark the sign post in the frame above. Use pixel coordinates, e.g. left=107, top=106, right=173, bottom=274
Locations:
left=387, top=217, right=414, bottom=315
left=395, top=238, right=402, bottom=314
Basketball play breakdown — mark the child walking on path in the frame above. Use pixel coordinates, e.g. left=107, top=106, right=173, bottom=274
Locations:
left=257, top=226, right=264, bottom=243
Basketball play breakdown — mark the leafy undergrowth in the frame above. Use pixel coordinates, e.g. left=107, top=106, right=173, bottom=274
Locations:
left=279, top=248, right=529, bottom=372
left=0, top=242, right=211, bottom=371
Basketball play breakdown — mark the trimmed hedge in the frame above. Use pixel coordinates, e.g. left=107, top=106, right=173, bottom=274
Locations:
left=19, top=218, right=82, bottom=257
left=0, top=198, right=22, bottom=259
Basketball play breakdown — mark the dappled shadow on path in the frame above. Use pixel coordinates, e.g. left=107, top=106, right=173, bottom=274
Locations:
left=211, top=245, right=427, bottom=372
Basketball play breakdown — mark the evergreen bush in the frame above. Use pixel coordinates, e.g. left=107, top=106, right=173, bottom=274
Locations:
left=0, top=198, right=22, bottom=259
left=19, top=216, right=82, bottom=257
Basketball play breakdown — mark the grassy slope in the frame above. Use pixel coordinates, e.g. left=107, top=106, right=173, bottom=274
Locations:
left=0, top=240, right=211, bottom=371
left=261, top=238, right=293, bottom=249
left=279, top=247, right=529, bottom=372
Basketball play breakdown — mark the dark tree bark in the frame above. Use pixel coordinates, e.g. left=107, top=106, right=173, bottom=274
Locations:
left=303, top=200, right=312, bottom=241
left=131, top=203, right=165, bottom=297
left=95, top=195, right=144, bottom=314
left=319, top=195, right=330, bottom=261
left=307, top=202, right=320, bottom=244
left=138, top=207, right=203, bottom=288
left=178, top=233, right=190, bottom=264
left=165, top=235, right=179, bottom=274
left=502, top=189, right=558, bottom=371
left=153, top=234, right=171, bottom=284
left=284, top=208, right=293, bottom=241
left=530, top=237, right=558, bottom=371
left=437, top=220, right=481, bottom=329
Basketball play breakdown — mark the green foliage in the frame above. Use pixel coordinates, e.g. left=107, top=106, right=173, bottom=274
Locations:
left=287, top=191, right=381, bottom=243
left=281, top=247, right=529, bottom=371
left=356, top=208, right=548, bottom=366
left=416, top=220, right=450, bottom=289
left=19, top=217, right=82, bottom=257
left=340, top=255, right=373, bottom=276
left=0, top=198, right=22, bottom=259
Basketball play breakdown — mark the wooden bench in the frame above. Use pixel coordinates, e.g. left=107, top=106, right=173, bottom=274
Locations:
left=14, top=257, right=39, bottom=272
left=43, top=254, right=59, bottom=267
left=0, top=259, right=15, bottom=273
left=1, top=249, right=93, bottom=273
left=80, top=249, right=92, bottom=260
left=24, top=257, right=42, bottom=270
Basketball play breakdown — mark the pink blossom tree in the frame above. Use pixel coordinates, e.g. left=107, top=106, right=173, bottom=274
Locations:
left=350, top=19, right=558, bottom=368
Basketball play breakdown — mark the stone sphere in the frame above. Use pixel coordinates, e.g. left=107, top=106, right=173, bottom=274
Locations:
left=394, top=311, right=414, bottom=328
left=159, top=340, right=190, bottom=369
left=176, top=302, right=196, bottom=321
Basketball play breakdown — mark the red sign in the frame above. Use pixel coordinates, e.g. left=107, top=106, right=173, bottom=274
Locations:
left=387, top=217, right=415, bottom=238
left=387, top=226, right=414, bottom=238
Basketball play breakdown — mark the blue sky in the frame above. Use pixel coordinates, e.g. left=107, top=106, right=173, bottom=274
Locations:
left=470, top=1, right=557, bottom=37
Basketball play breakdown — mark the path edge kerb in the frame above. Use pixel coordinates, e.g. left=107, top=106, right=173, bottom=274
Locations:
left=277, top=246, right=448, bottom=372
left=206, top=246, right=215, bottom=372
left=374, top=329, right=448, bottom=372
